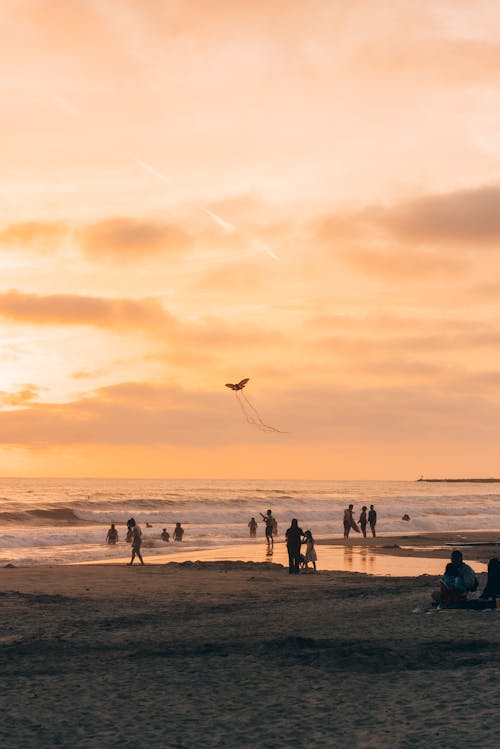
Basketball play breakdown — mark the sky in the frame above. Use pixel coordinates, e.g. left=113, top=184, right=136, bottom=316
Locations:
left=1, top=0, right=500, bottom=479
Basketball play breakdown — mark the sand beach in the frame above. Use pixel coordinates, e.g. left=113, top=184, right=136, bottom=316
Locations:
left=1, top=531, right=499, bottom=749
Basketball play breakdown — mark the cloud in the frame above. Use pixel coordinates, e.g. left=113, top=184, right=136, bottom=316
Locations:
left=318, top=181, right=500, bottom=247
left=0, top=385, right=42, bottom=408
left=194, top=262, right=267, bottom=293
left=78, top=218, right=193, bottom=260
left=337, top=247, right=467, bottom=280
left=385, top=183, right=500, bottom=244
left=353, top=38, right=500, bottom=85
left=1, top=378, right=499, bottom=449
left=0, top=290, right=175, bottom=332
left=0, top=221, right=67, bottom=249
left=314, top=181, right=500, bottom=280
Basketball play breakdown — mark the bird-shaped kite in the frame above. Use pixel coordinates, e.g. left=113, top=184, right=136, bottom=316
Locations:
left=224, top=378, right=286, bottom=433
left=225, top=378, right=249, bottom=391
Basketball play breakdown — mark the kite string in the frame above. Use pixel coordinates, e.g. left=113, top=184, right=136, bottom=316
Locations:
left=238, top=391, right=287, bottom=434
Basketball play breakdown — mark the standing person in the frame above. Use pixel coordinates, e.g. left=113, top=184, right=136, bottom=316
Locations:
left=260, top=509, right=275, bottom=554
left=303, top=530, right=317, bottom=572
left=127, top=519, right=144, bottom=565
left=343, top=504, right=356, bottom=540
left=358, top=507, right=368, bottom=538
left=248, top=517, right=257, bottom=538
left=105, top=523, right=118, bottom=544
left=173, top=522, right=184, bottom=542
left=368, top=504, right=377, bottom=537
left=285, top=518, right=304, bottom=574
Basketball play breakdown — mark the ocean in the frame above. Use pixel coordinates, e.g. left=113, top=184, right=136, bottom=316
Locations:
left=0, top=478, right=499, bottom=566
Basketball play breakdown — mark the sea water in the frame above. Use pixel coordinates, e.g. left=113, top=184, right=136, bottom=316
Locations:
left=0, top=478, right=499, bottom=567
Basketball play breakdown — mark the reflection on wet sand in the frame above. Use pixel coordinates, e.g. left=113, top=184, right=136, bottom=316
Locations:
left=344, top=544, right=353, bottom=570
left=85, top=541, right=488, bottom=577
left=359, top=546, right=376, bottom=573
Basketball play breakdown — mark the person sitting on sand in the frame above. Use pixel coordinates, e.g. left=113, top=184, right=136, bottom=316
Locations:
left=437, top=562, right=467, bottom=607
left=451, top=550, right=478, bottom=592
left=248, top=517, right=257, bottom=538
left=127, top=518, right=144, bottom=565
left=303, top=530, right=317, bottom=572
left=173, top=522, right=184, bottom=542
left=358, top=507, right=367, bottom=538
left=161, top=528, right=170, bottom=542
left=285, top=518, right=305, bottom=574
left=260, top=510, right=275, bottom=551
left=368, top=504, right=377, bottom=537
left=106, top=523, right=118, bottom=545
left=480, top=558, right=500, bottom=602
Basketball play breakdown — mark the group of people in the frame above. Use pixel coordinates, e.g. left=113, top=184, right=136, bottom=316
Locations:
left=433, top=550, right=500, bottom=609
left=343, top=504, right=377, bottom=539
left=161, top=523, right=184, bottom=543
left=105, top=520, right=186, bottom=565
left=248, top=509, right=317, bottom=573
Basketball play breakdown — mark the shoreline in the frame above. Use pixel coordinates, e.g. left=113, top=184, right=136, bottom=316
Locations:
left=70, top=529, right=498, bottom=575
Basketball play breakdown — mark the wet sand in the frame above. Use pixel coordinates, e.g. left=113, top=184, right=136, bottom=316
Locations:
left=1, top=531, right=499, bottom=748
left=86, top=529, right=497, bottom=575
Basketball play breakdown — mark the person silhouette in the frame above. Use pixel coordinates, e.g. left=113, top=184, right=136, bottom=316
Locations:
left=368, top=505, right=377, bottom=537
left=106, top=523, right=118, bottom=544
left=127, top=518, right=144, bottom=565
left=285, top=518, right=304, bottom=574
left=173, top=522, right=184, bottom=542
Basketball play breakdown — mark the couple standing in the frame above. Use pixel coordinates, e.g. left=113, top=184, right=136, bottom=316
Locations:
left=285, top=520, right=316, bottom=574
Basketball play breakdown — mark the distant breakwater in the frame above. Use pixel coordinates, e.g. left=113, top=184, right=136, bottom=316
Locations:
left=417, top=478, right=500, bottom=483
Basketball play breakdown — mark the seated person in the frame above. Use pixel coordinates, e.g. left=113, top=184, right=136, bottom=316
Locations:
left=161, top=528, right=170, bottom=542
left=480, top=558, right=500, bottom=601
left=439, top=562, right=468, bottom=607
left=450, top=549, right=479, bottom=592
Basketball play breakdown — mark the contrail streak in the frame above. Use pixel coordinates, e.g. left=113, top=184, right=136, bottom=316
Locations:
left=53, top=96, right=279, bottom=259
left=200, top=207, right=235, bottom=233
left=134, top=158, right=172, bottom=185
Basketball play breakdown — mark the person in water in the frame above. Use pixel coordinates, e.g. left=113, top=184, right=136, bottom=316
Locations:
left=260, top=510, right=275, bottom=552
left=161, top=528, right=170, bottom=542
left=368, top=505, right=377, bottom=537
left=248, top=517, right=257, bottom=538
left=358, top=507, right=367, bottom=538
left=173, top=522, right=184, bottom=542
left=106, top=523, right=118, bottom=544
left=303, top=530, right=317, bottom=572
left=127, top=518, right=144, bottom=565
left=285, top=518, right=304, bottom=574
left=480, top=558, right=500, bottom=602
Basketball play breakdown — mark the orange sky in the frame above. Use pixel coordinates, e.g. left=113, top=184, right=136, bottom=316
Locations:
left=1, top=0, right=500, bottom=478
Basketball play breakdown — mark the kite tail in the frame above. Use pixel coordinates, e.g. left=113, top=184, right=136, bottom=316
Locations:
left=239, top=391, right=287, bottom=434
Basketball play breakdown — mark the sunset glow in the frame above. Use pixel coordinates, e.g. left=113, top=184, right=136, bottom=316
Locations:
left=2, top=0, right=500, bottom=478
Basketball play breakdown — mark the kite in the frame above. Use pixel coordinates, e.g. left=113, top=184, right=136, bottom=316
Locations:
left=225, top=378, right=286, bottom=433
